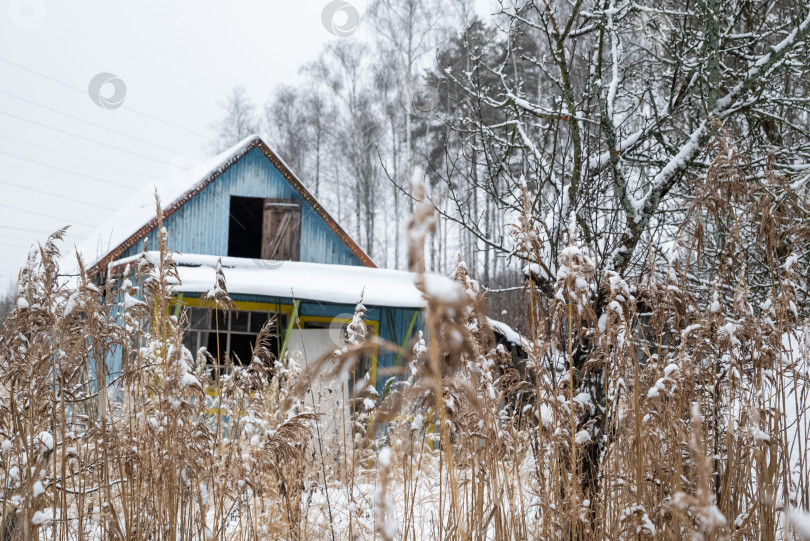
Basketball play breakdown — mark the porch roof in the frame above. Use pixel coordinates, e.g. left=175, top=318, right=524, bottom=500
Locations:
left=109, top=252, right=463, bottom=310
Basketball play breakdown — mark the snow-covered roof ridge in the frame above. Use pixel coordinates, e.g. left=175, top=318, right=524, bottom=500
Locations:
left=110, top=252, right=459, bottom=309
left=63, top=134, right=375, bottom=275
left=62, top=135, right=262, bottom=274
left=486, top=317, right=528, bottom=349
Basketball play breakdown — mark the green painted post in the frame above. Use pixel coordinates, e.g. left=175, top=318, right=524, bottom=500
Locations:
left=172, top=293, right=184, bottom=318
left=279, top=299, right=300, bottom=363
left=381, top=310, right=420, bottom=400
left=394, top=310, right=420, bottom=367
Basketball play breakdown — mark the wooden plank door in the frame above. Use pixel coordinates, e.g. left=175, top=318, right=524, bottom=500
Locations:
left=261, top=199, right=301, bottom=260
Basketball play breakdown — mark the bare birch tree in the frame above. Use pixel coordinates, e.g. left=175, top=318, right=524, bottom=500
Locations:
left=208, top=86, right=259, bottom=153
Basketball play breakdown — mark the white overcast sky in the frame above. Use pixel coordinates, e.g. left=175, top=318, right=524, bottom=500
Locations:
left=0, top=0, right=496, bottom=288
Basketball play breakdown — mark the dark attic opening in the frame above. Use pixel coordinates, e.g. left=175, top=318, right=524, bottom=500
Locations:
left=228, top=196, right=264, bottom=258
left=228, top=196, right=302, bottom=260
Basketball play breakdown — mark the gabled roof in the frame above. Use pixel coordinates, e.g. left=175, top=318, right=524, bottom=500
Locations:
left=67, top=135, right=375, bottom=273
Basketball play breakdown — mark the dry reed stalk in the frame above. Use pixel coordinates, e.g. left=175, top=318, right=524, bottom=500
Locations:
left=0, top=139, right=809, bottom=540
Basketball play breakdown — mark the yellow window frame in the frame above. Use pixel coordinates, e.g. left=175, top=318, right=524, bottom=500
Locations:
left=174, top=296, right=379, bottom=383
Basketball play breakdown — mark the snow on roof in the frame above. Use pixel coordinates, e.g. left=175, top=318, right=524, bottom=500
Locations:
left=111, top=252, right=462, bottom=309
left=63, top=135, right=262, bottom=275
left=487, top=317, right=528, bottom=349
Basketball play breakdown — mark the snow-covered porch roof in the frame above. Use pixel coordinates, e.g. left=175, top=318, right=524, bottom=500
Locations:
left=109, top=252, right=460, bottom=310
left=107, top=252, right=527, bottom=347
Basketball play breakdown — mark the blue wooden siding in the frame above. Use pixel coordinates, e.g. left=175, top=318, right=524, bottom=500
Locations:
left=118, top=147, right=363, bottom=266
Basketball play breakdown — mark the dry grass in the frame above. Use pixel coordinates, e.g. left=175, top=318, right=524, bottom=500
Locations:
left=1, top=140, right=809, bottom=540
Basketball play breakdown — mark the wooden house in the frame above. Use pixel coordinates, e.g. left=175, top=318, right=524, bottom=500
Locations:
left=69, top=135, right=522, bottom=393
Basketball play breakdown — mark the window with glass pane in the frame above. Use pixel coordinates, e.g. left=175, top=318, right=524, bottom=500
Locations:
left=181, top=306, right=286, bottom=375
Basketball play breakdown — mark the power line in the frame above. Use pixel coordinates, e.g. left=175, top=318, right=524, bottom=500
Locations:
left=0, top=109, right=172, bottom=166
left=0, top=159, right=136, bottom=181
left=0, top=152, right=153, bottom=183
left=0, top=56, right=209, bottom=139
left=0, top=88, right=187, bottom=155
left=0, top=133, right=153, bottom=176
left=0, top=149, right=139, bottom=190
left=0, top=241, right=36, bottom=249
left=0, top=230, right=71, bottom=243
left=0, top=202, right=96, bottom=228
left=0, top=180, right=117, bottom=211
left=0, top=225, right=89, bottom=242
left=0, top=224, right=71, bottom=234
left=33, top=1, right=235, bottom=85
left=41, top=17, right=223, bottom=93
left=0, top=228, right=81, bottom=241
